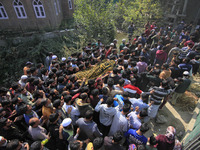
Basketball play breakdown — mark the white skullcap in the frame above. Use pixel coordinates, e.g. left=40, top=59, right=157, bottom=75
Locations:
left=110, top=43, right=114, bottom=46
left=21, top=75, right=28, bottom=80
left=183, top=71, right=189, bottom=76
left=123, top=46, right=128, bottom=50
left=0, top=136, right=2, bottom=141
left=62, top=57, right=66, bottom=61
left=61, top=118, right=72, bottom=127
left=52, top=55, right=57, bottom=60
left=122, top=39, right=126, bottom=42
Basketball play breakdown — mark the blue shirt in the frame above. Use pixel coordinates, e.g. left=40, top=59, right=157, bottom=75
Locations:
left=113, top=95, right=124, bottom=107
left=129, top=98, right=149, bottom=111
left=125, top=129, right=147, bottom=145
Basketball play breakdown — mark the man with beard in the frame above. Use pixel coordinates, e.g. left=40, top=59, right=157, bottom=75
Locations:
left=42, top=99, right=55, bottom=120
left=0, top=118, right=25, bottom=141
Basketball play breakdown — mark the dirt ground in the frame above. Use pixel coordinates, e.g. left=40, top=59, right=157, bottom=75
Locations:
left=144, top=75, right=200, bottom=140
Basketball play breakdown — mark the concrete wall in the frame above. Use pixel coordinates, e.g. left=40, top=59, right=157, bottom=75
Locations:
left=0, top=0, right=72, bottom=31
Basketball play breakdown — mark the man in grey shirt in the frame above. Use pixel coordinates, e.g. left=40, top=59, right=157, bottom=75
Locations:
left=108, top=104, right=130, bottom=136
left=76, top=110, right=102, bottom=141
left=28, top=117, right=48, bottom=141
left=95, top=97, right=123, bottom=136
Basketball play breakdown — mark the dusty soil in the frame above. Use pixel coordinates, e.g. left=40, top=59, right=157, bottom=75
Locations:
left=144, top=75, right=200, bottom=140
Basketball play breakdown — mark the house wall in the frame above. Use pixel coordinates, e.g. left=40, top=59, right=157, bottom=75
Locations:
left=0, top=0, right=71, bottom=31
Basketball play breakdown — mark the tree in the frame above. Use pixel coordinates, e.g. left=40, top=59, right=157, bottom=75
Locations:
left=114, top=0, right=164, bottom=32
left=73, top=0, right=116, bottom=45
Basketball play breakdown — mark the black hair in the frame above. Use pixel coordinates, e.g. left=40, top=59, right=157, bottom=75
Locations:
left=162, top=63, right=169, bottom=69
left=113, top=131, right=123, bottom=143
left=56, top=70, right=63, bottom=77
left=12, top=97, right=18, bottom=104
left=53, top=99, right=61, bottom=108
left=122, top=71, right=127, bottom=78
left=139, top=109, right=148, bottom=117
left=119, top=79, right=125, bottom=86
left=149, top=135, right=157, bottom=145
left=69, top=140, right=81, bottom=150
left=51, top=68, right=57, bottom=73
left=132, top=68, right=138, bottom=74
left=48, top=72, right=54, bottom=78
left=64, top=95, right=72, bottom=103
left=41, top=68, right=48, bottom=75
left=161, top=80, right=169, bottom=88
left=106, top=97, right=114, bottom=106
left=1, top=100, right=10, bottom=107
left=66, top=83, right=73, bottom=90
left=124, top=63, right=128, bottom=69
left=80, top=93, right=88, bottom=101
left=18, top=104, right=28, bottom=115
left=113, top=67, right=118, bottom=74
left=93, top=137, right=104, bottom=150
left=30, top=141, right=42, bottom=150
left=30, top=67, right=37, bottom=73
left=102, top=87, right=108, bottom=95
left=33, top=79, right=40, bottom=85
left=107, top=78, right=114, bottom=87
left=36, top=63, right=43, bottom=69
left=85, top=110, right=94, bottom=119
left=58, top=76, right=64, bottom=83
left=6, top=139, right=19, bottom=150
left=123, top=92, right=129, bottom=98
left=140, top=123, right=149, bottom=133
left=88, top=79, right=95, bottom=86
left=184, top=57, right=190, bottom=63
left=130, top=78, right=137, bottom=85
left=91, top=89, right=99, bottom=97
left=122, top=104, right=130, bottom=113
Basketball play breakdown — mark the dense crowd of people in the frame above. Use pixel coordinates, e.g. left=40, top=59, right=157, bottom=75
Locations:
left=0, top=21, right=200, bottom=150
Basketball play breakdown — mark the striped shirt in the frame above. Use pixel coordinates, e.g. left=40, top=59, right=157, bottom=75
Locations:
left=149, top=86, right=172, bottom=105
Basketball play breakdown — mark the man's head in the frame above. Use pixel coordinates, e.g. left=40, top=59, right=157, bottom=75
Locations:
left=30, top=141, right=43, bottom=150
left=141, top=92, right=149, bottom=102
left=106, top=97, right=114, bottom=106
left=0, top=118, right=12, bottom=129
left=122, top=104, right=130, bottom=114
left=69, top=140, right=83, bottom=150
left=93, top=137, right=104, bottom=150
left=49, top=113, right=59, bottom=124
left=139, top=109, right=148, bottom=118
left=139, top=123, right=149, bottom=134
left=162, top=63, right=169, bottom=70
left=6, top=139, right=22, bottom=150
left=85, top=110, right=94, bottom=120
left=107, top=78, right=114, bottom=87
left=29, top=117, right=40, bottom=128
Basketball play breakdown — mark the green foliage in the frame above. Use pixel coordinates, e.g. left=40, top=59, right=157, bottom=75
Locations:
left=0, top=36, right=77, bottom=87
left=114, top=0, right=164, bottom=31
left=73, top=0, right=116, bottom=45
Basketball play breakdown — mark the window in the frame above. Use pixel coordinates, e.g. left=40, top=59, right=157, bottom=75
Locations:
left=0, top=3, right=8, bottom=19
left=33, top=0, right=46, bottom=18
left=68, top=0, right=72, bottom=10
left=54, top=0, right=58, bottom=15
left=57, top=0, right=61, bottom=13
left=13, top=0, right=27, bottom=19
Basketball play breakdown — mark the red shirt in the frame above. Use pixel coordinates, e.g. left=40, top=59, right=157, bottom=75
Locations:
left=156, top=134, right=175, bottom=150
